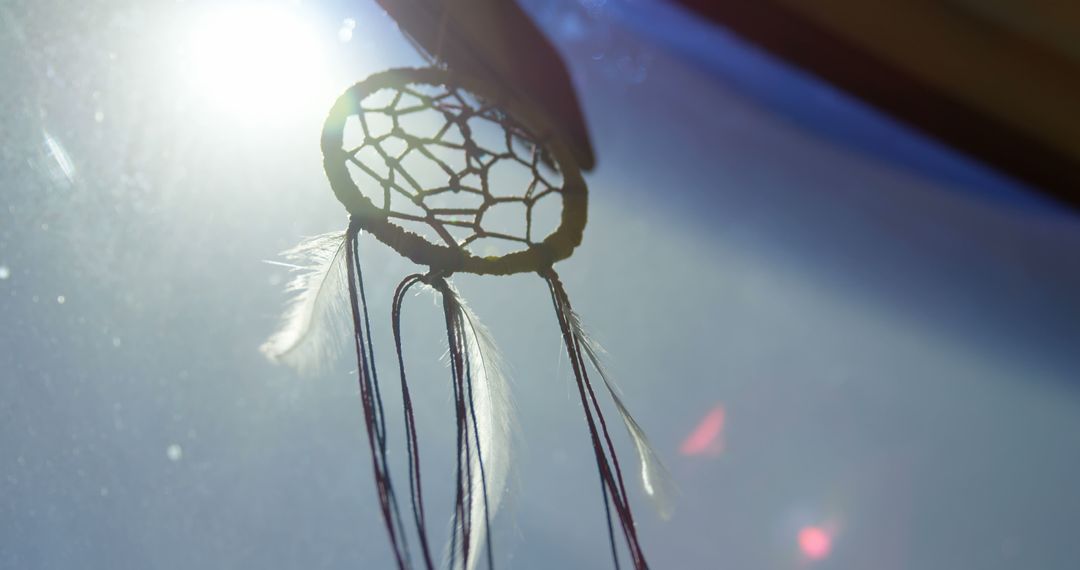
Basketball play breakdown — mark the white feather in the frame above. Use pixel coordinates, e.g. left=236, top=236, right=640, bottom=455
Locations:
left=440, top=284, right=513, bottom=570
left=564, top=307, right=677, bottom=521
left=261, top=232, right=351, bottom=374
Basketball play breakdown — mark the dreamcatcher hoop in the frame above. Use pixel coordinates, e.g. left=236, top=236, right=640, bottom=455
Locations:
left=266, top=65, right=670, bottom=570
left=320, top=67, right=588, bottom=276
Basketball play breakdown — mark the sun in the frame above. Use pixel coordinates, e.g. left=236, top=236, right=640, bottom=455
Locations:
left=185, top=3, right=334, bottom=122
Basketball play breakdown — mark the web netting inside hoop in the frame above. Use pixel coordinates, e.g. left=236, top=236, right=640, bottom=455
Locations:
left=322, top=68, right=587, bottom=276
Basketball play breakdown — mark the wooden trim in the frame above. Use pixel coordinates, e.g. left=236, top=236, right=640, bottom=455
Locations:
left=675, top=0, right=1080, bottom=210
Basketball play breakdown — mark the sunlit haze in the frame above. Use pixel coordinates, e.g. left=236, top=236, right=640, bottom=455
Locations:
left=5, top=1, right=1080, bottom=569
left=184, top=4, right=335, bottom=121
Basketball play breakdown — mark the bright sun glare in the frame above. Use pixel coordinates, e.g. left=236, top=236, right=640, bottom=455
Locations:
left=186, top=4, right=334, bottom=121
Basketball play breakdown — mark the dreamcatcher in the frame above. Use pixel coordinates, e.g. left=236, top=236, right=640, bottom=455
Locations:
left=263, top=67, right=672, bottom=569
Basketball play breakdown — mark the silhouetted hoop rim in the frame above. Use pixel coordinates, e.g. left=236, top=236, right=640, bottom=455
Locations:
left=321, top=67, right=587, bottom=276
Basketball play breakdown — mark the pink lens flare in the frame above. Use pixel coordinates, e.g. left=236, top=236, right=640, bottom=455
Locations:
left=797, top=526, right=832, bottom=561
left=680, top=404, right=725, bottom=456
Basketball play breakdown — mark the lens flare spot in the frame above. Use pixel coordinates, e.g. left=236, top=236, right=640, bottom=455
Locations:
left=798, top=526, right=832, bottom=560
left=680, top=403, right=725, bottom=456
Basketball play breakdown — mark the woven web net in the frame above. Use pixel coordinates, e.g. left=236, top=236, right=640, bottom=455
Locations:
left=338, top=79, right=567, bottom=258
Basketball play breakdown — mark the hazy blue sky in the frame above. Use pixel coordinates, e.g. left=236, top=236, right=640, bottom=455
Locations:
left=2, top=1, right=1079, bottom=568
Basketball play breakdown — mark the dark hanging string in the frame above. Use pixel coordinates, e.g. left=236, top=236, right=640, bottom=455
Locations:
left=353, top=230, right=414, bottom=560
left=392, top=274, right=436, bottom=570
left=541, top=267, right=649, bottom=570
left=546, top=271, right=641, bottom=568
left=430, top=276, right=494, bottom=570
left=565, top=296, right=644, bottom=564
left=577, top=334, right=645, bottom=568
left=598, top=467, right=622, bottom=570
left=544, top=272, right=625, bottom=567
left=344, top=223, right=634, bottom=570
left=575, top=321, right=648, bottom=567
left=438, top=278, right=473, bottom=570
left=453, top=308, right=476, bottom=570
left=438, top=282, right=470, bottom=570
left=345, top=223, right=410, bottom=569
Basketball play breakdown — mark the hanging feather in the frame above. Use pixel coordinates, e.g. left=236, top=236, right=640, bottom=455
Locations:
left=436, top=280, right=514, bottom=570
left=542, top=270, right=646, bottom=569
left=564, top=308, right=677, bottom=521
left=261, top=231, right=351, bottom=374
